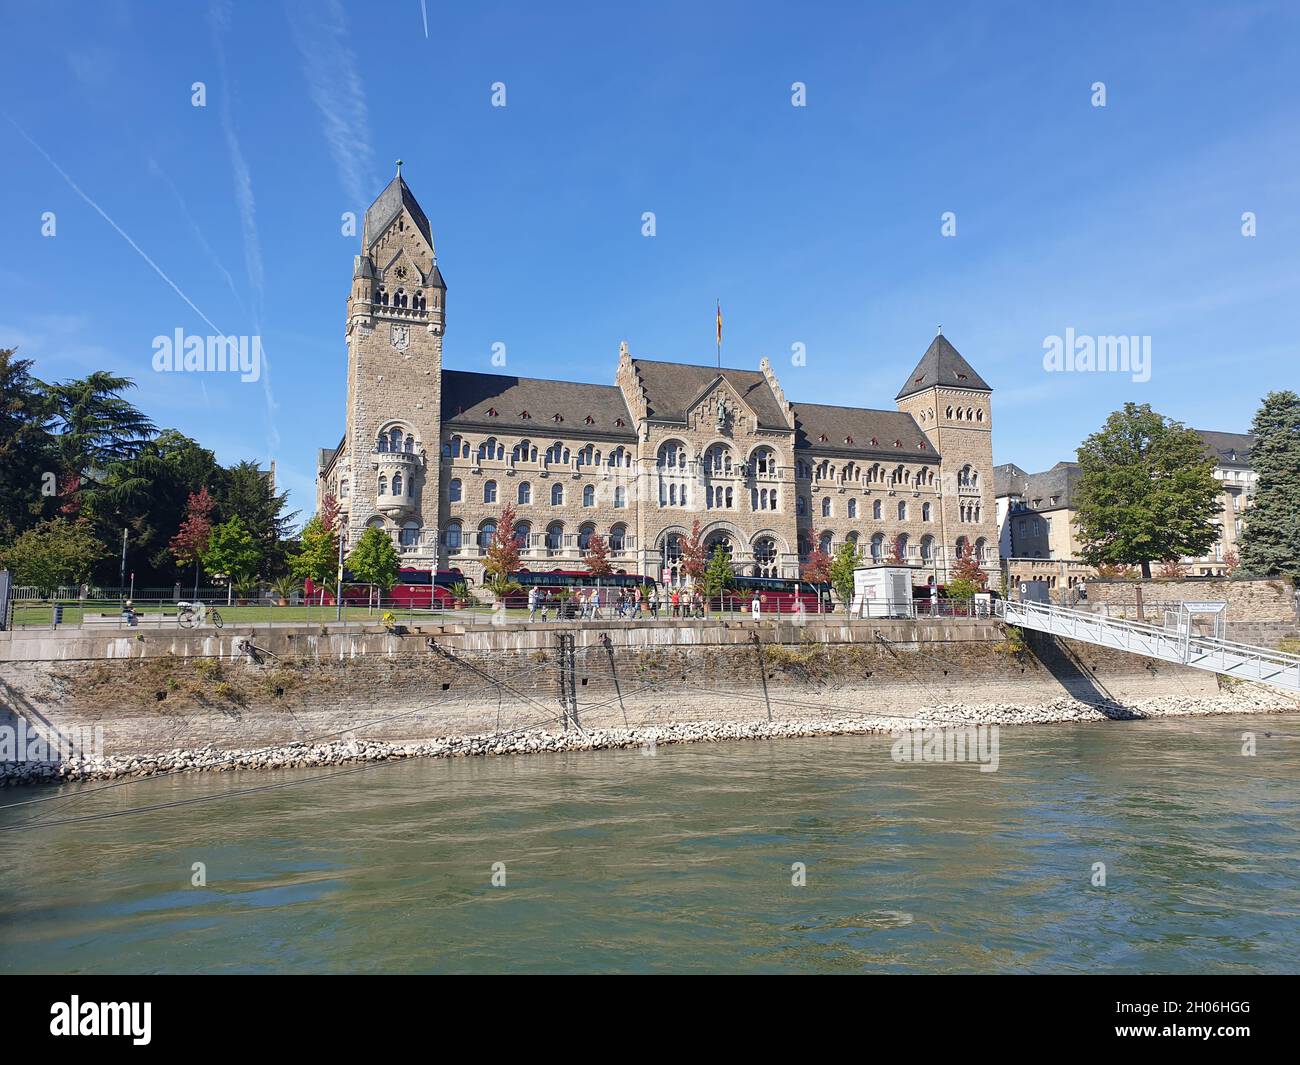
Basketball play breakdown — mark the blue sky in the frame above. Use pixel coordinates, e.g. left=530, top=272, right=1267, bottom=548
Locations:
left=3, top=0, right=1298, bottom=522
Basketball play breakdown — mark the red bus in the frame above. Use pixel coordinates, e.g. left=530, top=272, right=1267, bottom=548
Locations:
left=503, top=570, right=654, bottom=612
left=719, top=576, right=830, bottom=614
left=306, top=568, right=467, bottom=608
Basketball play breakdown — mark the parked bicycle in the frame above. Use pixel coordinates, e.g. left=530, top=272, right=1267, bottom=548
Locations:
left=177, top=601, right=222, bottom=629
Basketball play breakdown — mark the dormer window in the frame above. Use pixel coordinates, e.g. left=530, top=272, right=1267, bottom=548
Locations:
left=894, top=439, right=902, bottom=447
left=870, top=437, right=878, bottom=446
left=919, top=442, right=927, bottom=449
left=553, top=413, right=564, bottom=423
left=845, top=435, right=854, bottom=445
left=956, top=372, right=968, bottom=381
left=614, top=418, right=626, bottom=427
left=584, top=415, right=595, bottom=425
left=486, top=407, right=498, bottom=417
left=819, top=433, right=828, bottom=443
left=519, top=410, right=531, bottom=419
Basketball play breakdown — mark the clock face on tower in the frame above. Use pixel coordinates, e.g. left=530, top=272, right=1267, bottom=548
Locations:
left=390, top=324, right=410, bottom=351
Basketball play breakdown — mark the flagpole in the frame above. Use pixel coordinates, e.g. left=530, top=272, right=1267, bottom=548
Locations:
left=716, top=298, right=722, bottom=369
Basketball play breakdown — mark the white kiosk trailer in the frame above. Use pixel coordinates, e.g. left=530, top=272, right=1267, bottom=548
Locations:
left=852, top=564, right=916, bottom=619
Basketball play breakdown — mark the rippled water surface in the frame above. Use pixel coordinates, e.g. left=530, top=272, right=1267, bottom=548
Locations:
left=2, top=713, right=1298, bottom=973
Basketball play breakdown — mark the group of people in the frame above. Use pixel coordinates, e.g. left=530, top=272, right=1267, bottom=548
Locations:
left=525, top=585, right=716, bottom=622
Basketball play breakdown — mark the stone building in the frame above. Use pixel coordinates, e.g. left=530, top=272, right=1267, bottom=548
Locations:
left=317, top=171, right=999, bottom=585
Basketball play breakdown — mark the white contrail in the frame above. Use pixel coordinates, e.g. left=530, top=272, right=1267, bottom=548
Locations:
left=286, top=0, right=377, bottom=208
left=5, top=113, right=224, bottom=339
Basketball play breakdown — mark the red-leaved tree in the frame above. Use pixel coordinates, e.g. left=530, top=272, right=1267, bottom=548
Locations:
left=170, top=486, right=215, bottom=596
left=680, top=519, right=709, bottom=584
left=584, top=532, right=612, bottom=578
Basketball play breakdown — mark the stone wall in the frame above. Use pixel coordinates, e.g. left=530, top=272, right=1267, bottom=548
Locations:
left=0, top=618, right=1225, bottom=759
left=1084, top=577, right=1298, bottom=623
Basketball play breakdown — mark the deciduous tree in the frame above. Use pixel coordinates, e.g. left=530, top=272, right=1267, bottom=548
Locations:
left=1073, top=403, right=1219, bottom=577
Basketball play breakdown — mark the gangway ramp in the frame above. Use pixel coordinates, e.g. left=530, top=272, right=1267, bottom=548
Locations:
left=995, top=599, right=1300, bottom=694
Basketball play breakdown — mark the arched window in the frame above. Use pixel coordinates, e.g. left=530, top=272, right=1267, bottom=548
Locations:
left=513, top=440, right=537, bottom=464
left=752, top=447, right=776, bottom=476
left=448, top=478, right=462, bottom=503
left=577, top=444, right=600, bottom=467
left=705, top=444, right=732, bottom=475
left=608, top=447, right=629, bottom=468
left=484, top=480, right=497, bottom=504
left=896, top=533, right=909, bottom=559
left=399, top=522, right=419, bottom=547
left=479, top=520, right=497, bottom=548
left=551, top=483, right=564, bottom=506
left=920, top=535, right=934, bottom=561
left=870, top=533, right=884, bottom=561
left=657, top=441, right=687, bottom=468
left=392, top=472, right=403, bottom=496
left=445, top=521, right=462, bottom=550
left=975, top=537, right=987, bottom=563
left=513, top=522, right=530, bottom=548
left=377, top=475, right=388, bottom=496
left=614, top=486, right=626, bottom=508
left=669, top=484, right=678, bottom=506
left=753, top=537, right=777, bottom=578
left=578, top=523, right=595, bottom=550
left=897, top=500, right=907, bottom=521
left=609, top=524, right=627, bottom=552
left=517, top=481, right=531, bottom=505
left=583, top=484, right=595, bottom=507
left=819, top=531, right=833, bottom=555
left=546, top=522, right=564, bottom=550
left=821, top=497, right=832, bottom=518
left=375, top=285, right=388, bottom=306
left=848, top=498, right=857, bottom=519
left=797, top=496, right=808, bottom=516
left=872, top=499, right=882, bottom=520
left=545, top=442, right=569, bottom=465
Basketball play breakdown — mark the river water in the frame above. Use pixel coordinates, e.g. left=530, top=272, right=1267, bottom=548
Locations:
left=2, top=713, right=1298, bottom=974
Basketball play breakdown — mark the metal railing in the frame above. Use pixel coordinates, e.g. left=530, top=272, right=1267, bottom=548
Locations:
left=997, top=598, right=1300, bottom=692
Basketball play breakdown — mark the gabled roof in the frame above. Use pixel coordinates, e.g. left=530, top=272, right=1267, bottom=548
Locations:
left=791, top=403, right=939, bottom=461
left=441, top=370, right=637, bottom=440
left=996, top=460, right=1081, bottom=512
left=362, top=173, right=433, bottom=251
left=1195, top=429, right=1255, bottom=467
left=896, top=334, right=991, bottom=399
left=629, top=358, right=789, bottom=430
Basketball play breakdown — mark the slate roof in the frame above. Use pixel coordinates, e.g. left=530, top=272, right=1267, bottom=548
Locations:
left=441, top=370, right=637, bottom=440
left=896, top=334, right=992, bottom=400
left=629, top=359, right=790, bottom=430
left=1195, top=429, right=1255, bottom=468
left=362, top=173, right=433, bottom=251
left=996, top=460, right=1081, bottom=512
left=791, top=402, right=939, bottom=461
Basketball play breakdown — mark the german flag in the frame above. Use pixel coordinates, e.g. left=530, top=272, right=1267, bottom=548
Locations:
left=716, top=300, right=723, bottom=349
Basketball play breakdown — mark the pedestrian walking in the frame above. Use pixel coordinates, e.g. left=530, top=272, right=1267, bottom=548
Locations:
left=528, top=586, right=539, bottom=622
left=649, top=588, right=659, bottom=618
left=671, top=588, right=680, bottom=617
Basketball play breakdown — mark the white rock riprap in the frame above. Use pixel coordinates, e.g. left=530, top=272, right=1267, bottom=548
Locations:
left=2, top=688, right=1296, bottom=787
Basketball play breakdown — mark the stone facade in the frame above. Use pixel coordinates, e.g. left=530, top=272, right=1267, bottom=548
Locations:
left=319, top=172, right=999, bottom=586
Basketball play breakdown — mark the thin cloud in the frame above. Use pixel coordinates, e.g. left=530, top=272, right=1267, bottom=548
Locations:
left=4, top=114, right=224, bottom=338
left=286, top=0, right=377, bottom=209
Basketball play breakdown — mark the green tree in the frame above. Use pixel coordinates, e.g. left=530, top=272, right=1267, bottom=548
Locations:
left=1073, top=403, right=1220, bottom=577
left=702, top=544, right=734, bottom=617
left=216, top=460, right=296, bottom=576
left=829, top=540, right=864, bottom=617
left=347, top=525, right=399, bottom=601
left=41, top=371, right=155, bottom=484
left=202, top=516, right=262, bottom=598
left=0, top=517, right=106, bottom=593
left=290, top=514, right=339, bottom=591
left=0, top=348, right=56, bottom=544
left=1238, top=390, right=1300, bottom=581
